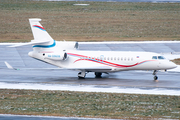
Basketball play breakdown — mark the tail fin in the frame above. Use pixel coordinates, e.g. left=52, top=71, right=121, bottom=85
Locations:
left=29, top=18, right=54, bottom=44
left=9, top=18, right=54, bottom=47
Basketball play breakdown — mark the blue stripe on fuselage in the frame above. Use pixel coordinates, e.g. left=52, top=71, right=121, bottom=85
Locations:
left=33, top=40, right=56, bottom=48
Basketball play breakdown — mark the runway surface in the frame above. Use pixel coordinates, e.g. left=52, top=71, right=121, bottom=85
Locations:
left=0, top=41, right=180, bottom=95
left=1, top=41, right=180, bottom=120
left=0, top=114, right=115, bottom=120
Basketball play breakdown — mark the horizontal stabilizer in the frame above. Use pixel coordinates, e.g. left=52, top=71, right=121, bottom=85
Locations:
left=8, top=40, right=50, bottom=47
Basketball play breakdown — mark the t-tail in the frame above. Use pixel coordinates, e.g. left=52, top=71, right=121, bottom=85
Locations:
left=9, top=18, right=54, bottom=47
left=29, top=18, right=54, bottom=45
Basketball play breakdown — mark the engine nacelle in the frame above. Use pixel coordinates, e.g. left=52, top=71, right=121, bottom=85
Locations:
left=44, top=52, right=67, bottom=61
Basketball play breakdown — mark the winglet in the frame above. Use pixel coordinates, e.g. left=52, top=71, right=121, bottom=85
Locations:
left=4, top=61, right=16, bottom=70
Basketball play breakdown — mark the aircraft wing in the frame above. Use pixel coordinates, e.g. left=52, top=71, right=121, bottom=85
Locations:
left=67, top=66, right=112, bottom=72
left=5, top=61, right=112, bottom=72
left=4, top=61, right=64, bottom=70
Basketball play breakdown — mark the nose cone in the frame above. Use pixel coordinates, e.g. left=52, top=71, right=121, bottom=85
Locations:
left=167, top=61, right=177, bottom=69
left=159, top=60, right=177, bottom=70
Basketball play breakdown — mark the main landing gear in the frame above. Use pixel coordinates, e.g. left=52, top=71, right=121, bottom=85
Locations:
left=153, top=70, right=158, bottom=81
left=95, top=72, right=102, bottom=78
left=78, top=72, right=103, bottom=79
left=78, top=71, right=86, bottom=79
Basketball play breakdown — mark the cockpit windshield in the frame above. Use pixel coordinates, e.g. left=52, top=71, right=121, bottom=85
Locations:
left=158, top=56, right=165, bottom=59
left=152, top=56, right=157, bottom=59
left=152, top=56, right=165, bottom=60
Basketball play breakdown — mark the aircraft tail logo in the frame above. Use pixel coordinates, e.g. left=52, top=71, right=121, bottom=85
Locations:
left=33, top=25, right=46, bottom=31
left=29, top=18, right=54, bottom=46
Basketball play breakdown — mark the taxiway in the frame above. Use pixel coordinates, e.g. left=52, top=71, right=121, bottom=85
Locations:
left=0, top=41, right=180, bottom=95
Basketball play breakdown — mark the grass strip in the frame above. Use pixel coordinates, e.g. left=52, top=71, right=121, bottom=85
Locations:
left=0, top=89, right=179, bottom=119
left=172, top=58, right=180, bottom=65
left=0, top=1, right=180, bottom=42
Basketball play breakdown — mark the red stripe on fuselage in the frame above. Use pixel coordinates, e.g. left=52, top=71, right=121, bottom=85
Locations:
left=67, top=53, right=156, bottom=68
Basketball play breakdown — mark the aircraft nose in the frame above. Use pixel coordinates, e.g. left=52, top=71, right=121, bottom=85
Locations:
left=160, top=60, right=177, bottom=70
left=168, top=61, right=177, bottom=69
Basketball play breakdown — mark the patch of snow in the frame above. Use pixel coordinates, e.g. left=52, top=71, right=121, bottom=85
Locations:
left=0, top=82, right=179, bottom=96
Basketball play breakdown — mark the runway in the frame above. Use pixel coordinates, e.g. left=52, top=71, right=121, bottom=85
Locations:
left=0, top=41, right=180, bottom=95
left=0, top=114, right=114, bottom=120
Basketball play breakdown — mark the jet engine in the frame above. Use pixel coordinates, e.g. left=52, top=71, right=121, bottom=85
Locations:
left=44, top=52, right=67, bottom=61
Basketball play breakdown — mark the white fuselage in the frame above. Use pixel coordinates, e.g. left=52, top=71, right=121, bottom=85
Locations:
left=9, top=18, right=177, bottom=79
left=28, top=41, right=177, bottom=73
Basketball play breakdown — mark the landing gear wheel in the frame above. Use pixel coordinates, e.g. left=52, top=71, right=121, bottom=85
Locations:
left=78, top=72, right=86, bottom=79
left=154, top=76, right=158, bottom=80
left=78, top=76, right=85, bottom=79
left=95, top=72, right=102, bottom=78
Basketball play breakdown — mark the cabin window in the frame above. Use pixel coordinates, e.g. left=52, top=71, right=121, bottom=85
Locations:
left=104, top=57, right=106, bottom=60
left=131, top=58, right=133, bottom=61
left=118, top=57, right=119, bottom=60
left=111, top=57, right=113, bottom=60
left=114, top=57, right=116, bottom=60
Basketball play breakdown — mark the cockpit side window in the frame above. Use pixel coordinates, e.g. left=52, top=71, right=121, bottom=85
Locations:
left=152, top=56, right=157, bottom=59
left=158, top=56, right=165, bottom=60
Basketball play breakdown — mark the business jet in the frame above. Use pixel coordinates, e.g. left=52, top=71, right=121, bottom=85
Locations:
left=5, top=18, right=177, bottom=80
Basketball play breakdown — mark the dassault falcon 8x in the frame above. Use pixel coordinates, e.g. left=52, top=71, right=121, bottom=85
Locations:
left=5, top=18, right=177, bottom=80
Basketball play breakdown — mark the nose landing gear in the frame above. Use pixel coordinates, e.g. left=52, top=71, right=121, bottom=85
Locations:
left=153, top=70, right=158, bottom=81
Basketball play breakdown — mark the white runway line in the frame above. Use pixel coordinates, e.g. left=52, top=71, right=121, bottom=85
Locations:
left=0, top=82, right=180, bottom=96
